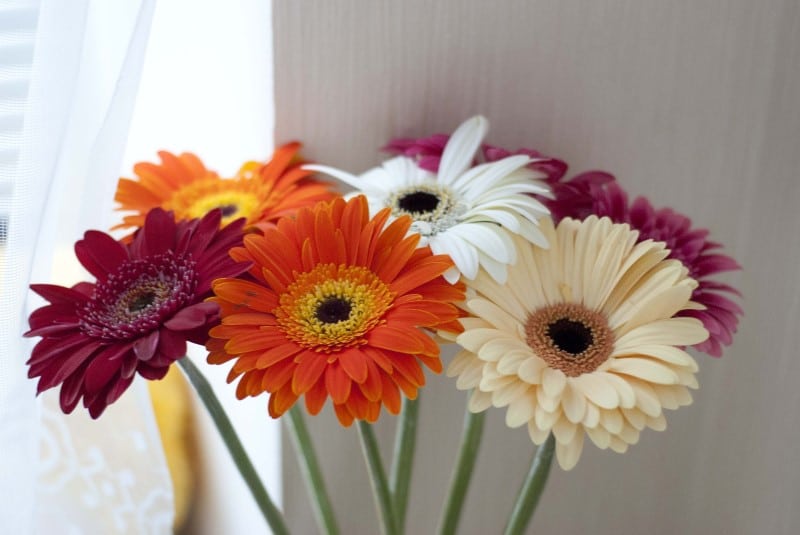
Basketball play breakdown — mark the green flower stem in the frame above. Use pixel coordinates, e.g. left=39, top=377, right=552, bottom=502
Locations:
left=177, top=358, right=289, bottom=535
left=502, top=434, right=556, bottom=535
left=286, top=406, right=340, bottom=535
left=437, top=409, right=486, bottom=535
left=357, top=421, right=399, bottom=535
left=389, top=396, right=419, bottom=533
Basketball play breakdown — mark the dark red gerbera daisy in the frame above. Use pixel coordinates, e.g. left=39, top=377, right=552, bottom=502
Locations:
left=25, top=208, right=249, bottom=418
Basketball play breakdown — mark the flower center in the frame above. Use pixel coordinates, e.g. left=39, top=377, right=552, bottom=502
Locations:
left=397, top=191, right=440, bottom=214
left=163, top=177, right=261, bottom=225
left=524, top=303, right=613, bottom=377
left=79, top=252, right=198, bottom=340
left=275, top=264, right=395, bottom=352
left=387, top=184, right=464, bottom=236
left=315, top=296, right=353, bottom=324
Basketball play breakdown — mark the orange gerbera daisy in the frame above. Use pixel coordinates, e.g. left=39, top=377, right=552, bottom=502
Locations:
left=113, top=142, right=338, bottom=233
left=207, top=196, right=466, bottom=425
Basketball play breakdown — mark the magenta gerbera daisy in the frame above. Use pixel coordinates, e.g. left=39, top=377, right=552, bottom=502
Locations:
left=24, top=208, right=249, bottom=418
left=384, top=133, right=567, bottom=182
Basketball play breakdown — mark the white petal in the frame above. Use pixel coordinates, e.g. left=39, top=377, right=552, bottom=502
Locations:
left=438, top=116, right=488, bottom=185
left=303, top=164, right=365, bottom=190
left=429, top=233, right=480, bottom=280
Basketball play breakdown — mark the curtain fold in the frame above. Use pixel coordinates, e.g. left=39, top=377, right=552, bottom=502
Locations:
left=0, top=0, right=173, bottom=532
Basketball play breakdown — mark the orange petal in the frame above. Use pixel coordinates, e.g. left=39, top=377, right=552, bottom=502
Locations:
left=292, top=352, right=329, bottom=394
left=325, top=363, right=352, bottom=404
left=339, top=347, right=369, bottom=383
left=304, top=378, right=328, bottom=415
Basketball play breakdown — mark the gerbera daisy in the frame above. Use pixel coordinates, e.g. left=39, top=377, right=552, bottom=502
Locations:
left=447, top=216, right=708, bottom=470
left=305, top=116, right=551, bottom=284
left=207, top=196, right=466, bottom=426
left=114, top=142, right=338, bottom=233
left=548, top=180, right=742, bottom=357
left=25, top=208, right=248, bottom=418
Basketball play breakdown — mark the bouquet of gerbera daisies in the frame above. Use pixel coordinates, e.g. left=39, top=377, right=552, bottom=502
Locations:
left=24, top=117, right=741, bottom=534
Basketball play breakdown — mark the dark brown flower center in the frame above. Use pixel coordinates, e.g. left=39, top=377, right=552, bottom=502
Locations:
left=127, top=290, right=157, bottom=313
left=397, top=191, right=440, bottom=214
left=547, top=318, right=593, bottom=355
left=525, top=303, right=613, bottom=377
left=315, top=296, right=352, bottom=324
left=218, top=204, right=239, bottom=217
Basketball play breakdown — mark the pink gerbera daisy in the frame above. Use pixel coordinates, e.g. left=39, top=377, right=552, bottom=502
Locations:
left=25, top=208, right=248, bottom=417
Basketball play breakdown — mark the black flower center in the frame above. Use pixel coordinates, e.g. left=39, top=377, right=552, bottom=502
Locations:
left=127, top=290, right=157, bottom=313
left=547, top=318, right=593, bottom=355
left=315, top=297, right=352, bottom=324
left=397, top=191, right=440, bottom=214
left=218, top=204, right=239, bottom=217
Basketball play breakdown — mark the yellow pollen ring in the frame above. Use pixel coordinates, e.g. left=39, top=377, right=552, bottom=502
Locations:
left=163, top=178, right=261, bottom=225
left=275, top=264, right=395, bottom=352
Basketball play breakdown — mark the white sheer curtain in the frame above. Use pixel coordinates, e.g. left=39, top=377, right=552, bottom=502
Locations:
left=0, top=0, right=174, bottom=533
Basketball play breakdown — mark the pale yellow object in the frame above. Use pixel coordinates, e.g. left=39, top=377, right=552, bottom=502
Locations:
left=149, top=365, right=196, bottom=531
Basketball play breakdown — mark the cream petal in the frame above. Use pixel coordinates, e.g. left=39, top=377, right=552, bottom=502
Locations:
left=536, top=386, right=559, bottom=412
left=673, top=386, right=693, bottom=406
left=614, top=317, right=709, bottom=351
left=497, top=350, right=532, bottom=375
left=491, top=380, right=531, bottom=408
left=555, top=431, right=584, bottom=470
left=468, top=390, right=493, bottom=413
left=455, top=360, right=485, bottom=390
left=479, top=338, right=531, bottom=364
left=601, top=372, right=637, bottom=408
left=608, top=357, right=680, bottom=385
left=527, top=421, right=550, bottom=445
left=626, top=378, right=664, bottom=418
left=552, top=417, right=579, bottom=444
left=534, top=404, right=561, bottom=430
left=541, top=368, right=567, bottom=398
left=480, top=373, right=517, bottom=392
left=467, top=297, right=522, bottom=334
left=456, top=327, right=504, bottom=353
left=561, top=382, right=587, bottom=423
left=610, top=276, right=694, bottom=335
left=582, top=402, right=600, bottom=428
left=573, top=374, right=620, bottom=409
left=599, top=409, right=624, bottom=434
left=646, top=413, right=668, bottom=431
left=652, top=384, right=680, bottom=410
left=506, top=392, right=536, bottom=428
left=617, top=423, right=640, bottom=445
left=517, top=357, right=546, bottom=384
left=465, top=277, right=529, bottom=324
left=585, top=425, right=611, bottom=449
left=601, top=241, right=670, bottom=315
left=446, top=349, right=479, bottom=377
left=614, top=344, right=698, bottom=372
left=608, top=436, right=629, bottom=454
left=621, top=407, right=647, bottom=431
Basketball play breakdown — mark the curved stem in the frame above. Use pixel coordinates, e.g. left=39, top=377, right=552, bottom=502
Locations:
left=286, top=406, right=340, bottom=535
left=502, top=434, right=556, bottom=535
left=357, top=421, right=399, bottom=535
left=389, top=396, right=419, bottom=533
left=177, top=358, right=289, bottom=535
left=437, top=409, right=486, bottom=535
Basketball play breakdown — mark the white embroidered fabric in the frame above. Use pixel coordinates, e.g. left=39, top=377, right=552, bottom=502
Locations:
left=0, top=1, right=174, bottom=533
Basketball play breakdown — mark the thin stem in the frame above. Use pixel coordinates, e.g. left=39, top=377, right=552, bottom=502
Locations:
left=286, top=406, right=340, bottom=535
left=357, top=421, right=399, bottom=535
left=177, top=358, right=289, bottom=535
left=437, top=409, right=486, bottom=535
left=389, top=396, right=419, bottom=533
left=502, top=434, right=556, bottom=535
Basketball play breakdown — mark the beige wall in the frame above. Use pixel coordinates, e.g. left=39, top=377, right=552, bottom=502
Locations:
left=274, top=1, right=800, bottom=533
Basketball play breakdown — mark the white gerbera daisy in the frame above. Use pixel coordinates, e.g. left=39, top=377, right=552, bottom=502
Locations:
left=446, top=216, right=709, bottom=470
left=304, top=116, right=551, bottom=283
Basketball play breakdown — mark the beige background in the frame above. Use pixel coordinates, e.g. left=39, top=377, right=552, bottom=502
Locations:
left=273, top=1, right=800, bottom=533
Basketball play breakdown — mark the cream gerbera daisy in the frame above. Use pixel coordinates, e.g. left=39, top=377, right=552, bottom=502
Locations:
left=304, top=116, right=551, bottom=283
left=446, top=216, right=709, bottom=470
